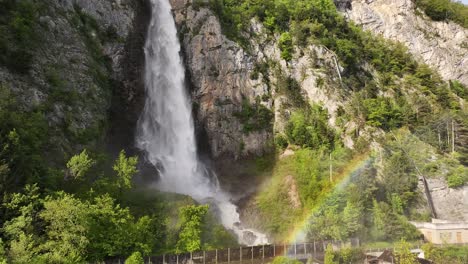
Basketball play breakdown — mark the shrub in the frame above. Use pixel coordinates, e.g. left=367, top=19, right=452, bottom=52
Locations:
left=447, top=166, right=467, bottom=188
left=363, top=97, right=403, bottom=130
left=285, top=106, right=334, bottom=149
left=414, top=0, right=468, bottom=28
left=279, top=32, right=293, bottom=61
left=275, top=134, right=289, bottom=150
left=272, top=256, right=301, bottom=264
left=126, top=252, right=144, bottom=264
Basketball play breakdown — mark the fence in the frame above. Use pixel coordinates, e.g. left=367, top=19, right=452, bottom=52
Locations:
left=105, top=239, right=360, bottom=264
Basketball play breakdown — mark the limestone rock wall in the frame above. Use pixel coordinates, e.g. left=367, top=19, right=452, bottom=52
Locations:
left=346, top=0, right=468, bottom=85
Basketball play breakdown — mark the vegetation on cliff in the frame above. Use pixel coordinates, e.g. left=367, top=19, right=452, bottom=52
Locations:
left=414, top=0, right=468, bottom=28
left=203, top=0, right=467, bottom=245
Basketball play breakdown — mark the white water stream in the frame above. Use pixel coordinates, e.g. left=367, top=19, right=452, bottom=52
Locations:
left=135, top=0, right=267, bottom=246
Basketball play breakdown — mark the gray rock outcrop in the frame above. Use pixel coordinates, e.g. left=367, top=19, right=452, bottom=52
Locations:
left=424, top=178, right=468, bottom=221
left=346, top=0, right=468, bottom=85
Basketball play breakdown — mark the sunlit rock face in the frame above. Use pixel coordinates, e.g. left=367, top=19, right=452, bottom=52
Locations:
left=346, top=0, right=468, bottom=86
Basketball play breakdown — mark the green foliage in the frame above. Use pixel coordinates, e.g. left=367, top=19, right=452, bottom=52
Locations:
left=271, top=256, right=302, bottom=264
left=371, top=200, right=421, bottom=241
left=285, top=106, right=335, bottom=149
left=395, top=239, right=418, bottom=264
left=447, top=165, right=468, bottom=188
left=126, top=252, right=144, bottom=264
left=324, top=244, right=338, bottom=264
left=39, top=192, right=89, bottom=263
left=414, top=0, right=468, bottom=28
left=449, top=80, right=468, bottom=100
left=279, top=32, right=293, bottom=61
left=422, top=243, right=468, bottom=264
left=176, top=205, right=209, bottom=253
left=0, top=239, right=5, bottom=262
left=336, top=247, right=365, bottom=264
left=66, top=149, right=95, bottom=180
left=363, top=97, right=403, bottom=130
left=0, top=86, right=48, bottom=193
left=234, top=98, right=274, bottom=133
left=113, top=150, right=138, bottom=192
left=275, top=133, right=289, bottom=150
left=1, top=186, right=168, bottom=263
left=201, top=224, right=238, bottom=250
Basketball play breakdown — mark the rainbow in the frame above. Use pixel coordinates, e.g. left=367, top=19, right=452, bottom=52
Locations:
left=285, top=152, right=375, bottom=243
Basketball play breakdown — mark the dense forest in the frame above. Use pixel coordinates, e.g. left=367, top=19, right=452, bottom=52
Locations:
left=0, top=0, right=467, bottom=263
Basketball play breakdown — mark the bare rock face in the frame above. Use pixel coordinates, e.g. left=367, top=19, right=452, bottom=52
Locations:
left=424, top=178, right=468, bottom=221
left=171, top=0, right=272, bottom=159
left=346, top=0, right=468, bottom=85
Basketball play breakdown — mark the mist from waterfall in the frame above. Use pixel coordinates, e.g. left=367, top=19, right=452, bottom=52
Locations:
left=135, top=0, right=267, bottom=246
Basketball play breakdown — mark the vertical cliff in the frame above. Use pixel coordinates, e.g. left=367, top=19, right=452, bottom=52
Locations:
left=0, top=0, right=149, bottom=164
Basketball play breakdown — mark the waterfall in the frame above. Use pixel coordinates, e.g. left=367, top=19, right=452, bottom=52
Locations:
left=136, top=0, right=267, bottom=246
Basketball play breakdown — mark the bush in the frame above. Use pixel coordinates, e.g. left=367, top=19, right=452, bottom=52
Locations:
left=272, top=256, right=302, bottom=264
left=285, top=106, right=334, bottom=149
left=447, top=166, right=467, bottom=188
left=275, top=134, right=289, bottom=150
left=279, top=32, right=293, bottom=61
left=324, top=244, right=338, bottom=264
left=414, top=0, right=468, bottom=28
left=126, top=252, right=144, bottom=264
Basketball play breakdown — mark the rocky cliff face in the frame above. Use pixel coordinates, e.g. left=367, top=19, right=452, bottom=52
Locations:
left=0, top=0, right=149, bottom=159
left=170, top=0, right=350, bottom=160
left=170, top=0, right=273, bottom=159
left=427, top=178, right=468, bottom=221
left=345, top=0, right=468, bottom=85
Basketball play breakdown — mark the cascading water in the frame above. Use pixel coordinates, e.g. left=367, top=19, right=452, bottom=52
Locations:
left=136, top=0, right=267, bottom=246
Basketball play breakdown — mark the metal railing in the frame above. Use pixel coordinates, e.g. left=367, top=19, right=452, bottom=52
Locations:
left=105, top=239, right=360, bottom=264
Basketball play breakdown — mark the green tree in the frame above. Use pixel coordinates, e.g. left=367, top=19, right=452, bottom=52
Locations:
left=371, top=199, right=386, bottom=240
left=324, top=244, right=337, bottom=264
left=363, top=97, right=403, bottom=130
left=342, top=201, right=361, bottom=237
left=126, top=252, right=144, bottom=264
left=113, top=150, right=138, bottom=193
left=39, top=192, right=89, bottom=263
left=8, top=233, right=38, bottom=264
left=131, top=216, right=160, bottom=255
left=86, top=194, right=134, bottom=261
left=176, top=205, right=209, bottom=253
left=395, top=239, right=418, bottom=264
left=66, top=149, right=95, bottom=180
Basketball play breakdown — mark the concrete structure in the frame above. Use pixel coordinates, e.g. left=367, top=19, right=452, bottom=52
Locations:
left=411, top=219, right=468, bottom=244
